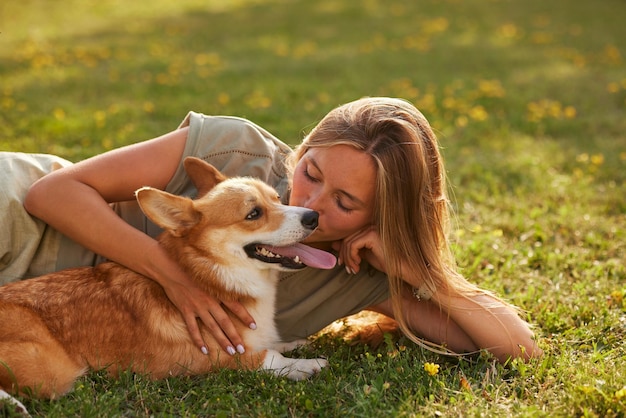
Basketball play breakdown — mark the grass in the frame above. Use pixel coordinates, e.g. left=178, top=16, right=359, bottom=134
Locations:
left=1, top=0, right=625, bottom=416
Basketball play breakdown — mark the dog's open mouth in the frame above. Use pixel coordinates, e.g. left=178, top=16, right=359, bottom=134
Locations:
left=244, top=243, right=336, bottom=270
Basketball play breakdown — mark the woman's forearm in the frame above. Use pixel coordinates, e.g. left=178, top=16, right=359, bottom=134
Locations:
left=371, top=291, right=541, bottom=362
left=24, top=173, right=166, bottom=279
left=369, top=297, right=479, bottom=354
left=23, top=128, right=188, bottom=278
left=439, top=292, right=542, bottom=362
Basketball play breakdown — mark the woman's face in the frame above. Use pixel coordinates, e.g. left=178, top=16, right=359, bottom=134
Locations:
left=289, top=145, right=376, bottom=244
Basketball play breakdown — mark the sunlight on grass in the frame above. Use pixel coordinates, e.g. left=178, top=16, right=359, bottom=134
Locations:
left=1, top=0, right=625, bottom=416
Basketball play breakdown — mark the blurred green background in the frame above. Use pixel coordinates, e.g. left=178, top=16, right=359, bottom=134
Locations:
left=1, top=0, right=625, bottom=416
left=2, top=0, right=624, bottom=160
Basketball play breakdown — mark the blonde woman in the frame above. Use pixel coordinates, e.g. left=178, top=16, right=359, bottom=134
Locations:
left=2, top=97, right=540, bottom=362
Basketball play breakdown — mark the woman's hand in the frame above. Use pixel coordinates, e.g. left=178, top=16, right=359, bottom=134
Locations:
left=332, top=225, right=386, bottom=274
left=162, top=277, right=256, bottom=355
left=147, top=242, right=257, bottom=356
left=335, top=226, right=542, bottom=361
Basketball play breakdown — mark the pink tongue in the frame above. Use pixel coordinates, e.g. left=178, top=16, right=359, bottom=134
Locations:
left=263, top=243, right=336, bottom=269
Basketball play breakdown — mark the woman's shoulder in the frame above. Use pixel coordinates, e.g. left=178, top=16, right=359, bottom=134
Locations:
left=180, top=112, right=293, bottom=156
left=165, top=112, right=293, bottom=197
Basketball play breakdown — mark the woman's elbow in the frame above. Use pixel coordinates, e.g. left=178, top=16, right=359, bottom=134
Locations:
left=517, top=328, right=543, bottom=361
left=494, top=327, right=543, bottom=363
left=24, top=175, right=53, bottom=220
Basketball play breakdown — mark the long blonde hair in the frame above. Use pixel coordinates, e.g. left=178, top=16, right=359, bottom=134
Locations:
left=287, top=97, right=489, bottom=353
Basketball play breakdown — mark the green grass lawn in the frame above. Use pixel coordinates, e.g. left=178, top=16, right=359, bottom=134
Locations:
left=1, top=0, right=625, bottom=416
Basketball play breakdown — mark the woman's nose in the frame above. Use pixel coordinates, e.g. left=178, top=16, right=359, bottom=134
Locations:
left=304, top=191, right=323, bottom=212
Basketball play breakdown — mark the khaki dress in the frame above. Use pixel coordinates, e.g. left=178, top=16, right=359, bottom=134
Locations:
left=0, top=112, right=390, bottom=340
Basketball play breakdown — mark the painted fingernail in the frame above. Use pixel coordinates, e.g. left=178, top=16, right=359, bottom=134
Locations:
left=226, top=346, right=236, bottom=356
left=201, top=346, right=208, bottom=355
left=236, top=344, right=245, bottom=354
left=249, top=322, right=257, bottom=330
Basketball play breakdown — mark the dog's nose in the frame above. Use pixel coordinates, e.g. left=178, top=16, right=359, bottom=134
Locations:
left=301, top=211, right=319, bottom=230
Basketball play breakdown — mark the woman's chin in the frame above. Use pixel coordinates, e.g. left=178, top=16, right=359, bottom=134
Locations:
left=301, top=235, right=316, bottom=244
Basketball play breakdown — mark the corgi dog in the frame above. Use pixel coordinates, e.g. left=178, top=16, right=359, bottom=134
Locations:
left=0, top=157, right=335, bottom=399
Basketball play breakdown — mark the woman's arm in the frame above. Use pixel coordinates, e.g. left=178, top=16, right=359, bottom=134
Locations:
left=24, top=127, right=255, bottom=355
left=370, top=290, right=542, bottom=363
left=335, top=227, right=542, bottom=362
left=434, top=291, right=541, bottom=362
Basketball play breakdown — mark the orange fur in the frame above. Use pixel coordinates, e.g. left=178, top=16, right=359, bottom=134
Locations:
left=0, top=158, right=327, bottom=399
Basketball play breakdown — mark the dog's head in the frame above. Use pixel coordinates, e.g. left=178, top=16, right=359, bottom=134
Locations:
left=135, top=157, right=336, bottom=273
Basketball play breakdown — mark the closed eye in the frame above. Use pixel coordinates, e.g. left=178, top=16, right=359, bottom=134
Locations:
left=303, top=166, right=320, bottom=183
left=305, top=162, right=354, bottom=213
left=335, top=197, right=353, bottom=213
left=246, top=207, right=263, bottom=220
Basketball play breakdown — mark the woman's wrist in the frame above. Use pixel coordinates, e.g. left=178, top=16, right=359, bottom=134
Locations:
left=140, top=238, right=184, bottom=288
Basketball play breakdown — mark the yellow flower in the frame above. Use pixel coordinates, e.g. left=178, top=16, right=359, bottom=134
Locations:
left=564, top=106, right=577, bottom=119
left=53, top=108, right=66, bottom=120
left=468, top=105, right=488, bottom=121
left=616, top=386, right=626, bottom=399
left=478, top=79, right=506, bottom=98
left=590, top=154, right=604, bottom=166
left=607, top=82, right=620, bottom=93
left=142, top=101, right=155, bottom=113
left=424, top=362, right=440, bottom=376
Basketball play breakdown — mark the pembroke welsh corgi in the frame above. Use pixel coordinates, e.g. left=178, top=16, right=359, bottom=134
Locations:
left=0, top=157, right=335, bottom=399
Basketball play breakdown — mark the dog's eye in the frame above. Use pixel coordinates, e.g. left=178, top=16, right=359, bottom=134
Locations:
left=246, top=207, right=263, bottom=220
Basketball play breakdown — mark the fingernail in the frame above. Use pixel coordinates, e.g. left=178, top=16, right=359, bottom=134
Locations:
left=249, top=322, right=257, bottom=330
left=201, top=346, right=208, bottom=355
left=236, top=344, right=245, bottom=354
left=345, top=266, right=352, bottom=275
left=338, top=257, right=343, bottom=266
left=226, top=346, right=236, bottom=356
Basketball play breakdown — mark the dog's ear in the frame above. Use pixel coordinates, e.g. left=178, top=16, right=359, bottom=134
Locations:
left=136, top=187, right=201, bottom=237
left=183, top=157, right=227, bottom=197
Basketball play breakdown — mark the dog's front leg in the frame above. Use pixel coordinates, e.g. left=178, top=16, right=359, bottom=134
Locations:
left=272, top=339, right=309, bottom=353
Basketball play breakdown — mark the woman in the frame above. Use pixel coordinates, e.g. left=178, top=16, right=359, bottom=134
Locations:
left=2, top=97, right=541, bottom=362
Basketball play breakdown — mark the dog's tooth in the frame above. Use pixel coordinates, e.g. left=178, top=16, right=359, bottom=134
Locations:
left=258, top=247, right=282, bottom=259
left=294, top=256, right=301, bottom=264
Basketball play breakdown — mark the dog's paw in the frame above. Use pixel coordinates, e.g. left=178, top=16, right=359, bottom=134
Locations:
left=0, top=390, right=30, bottom=417
left=282, top=357, right=329, bottom=381
left=262, top=350, right=328, bottom=380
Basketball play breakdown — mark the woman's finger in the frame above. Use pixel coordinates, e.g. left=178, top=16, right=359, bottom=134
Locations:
left=195, top=300, right=243, bottom=355
left=181, top=310, right=209, bottom=354
left=224, top=300, right=257, bottom=331
left=339, top=226, right=385, bottom=274
left=162, top=276, right=245, bottom=355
